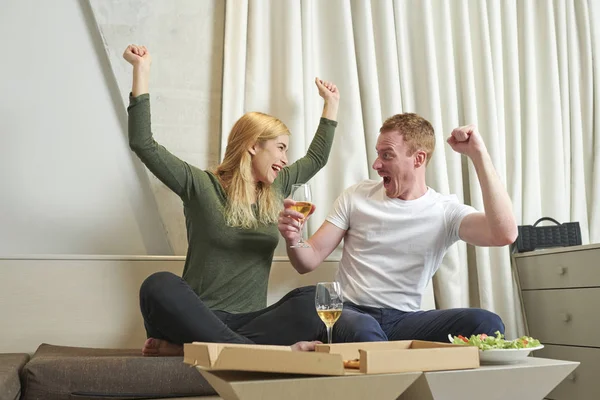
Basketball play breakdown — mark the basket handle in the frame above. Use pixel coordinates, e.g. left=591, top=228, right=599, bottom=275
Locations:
left=532, top=217, right=561, bottom=227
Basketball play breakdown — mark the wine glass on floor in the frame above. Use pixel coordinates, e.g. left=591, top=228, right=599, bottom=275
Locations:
left=315, top=282, right=343, bottom=344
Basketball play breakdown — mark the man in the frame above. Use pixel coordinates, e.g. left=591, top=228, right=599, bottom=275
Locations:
left=278, top=113, right=517, bottom=343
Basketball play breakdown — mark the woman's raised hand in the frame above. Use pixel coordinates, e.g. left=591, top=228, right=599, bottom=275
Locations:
left=315, top=78, right=340, bottom=105
left=124, top=45, right=151, bottom=96
left=123, top=44, right=152, bottom=69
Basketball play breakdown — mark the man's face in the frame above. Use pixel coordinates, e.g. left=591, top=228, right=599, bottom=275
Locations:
left=372, top=130, right=417, bottom=198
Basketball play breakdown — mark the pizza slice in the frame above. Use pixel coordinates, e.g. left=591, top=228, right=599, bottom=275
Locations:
left=343, top=358, right=360, bottom=369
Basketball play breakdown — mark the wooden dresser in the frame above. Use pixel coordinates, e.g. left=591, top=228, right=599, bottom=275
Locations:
left=513, top=243, right=600, bottom=400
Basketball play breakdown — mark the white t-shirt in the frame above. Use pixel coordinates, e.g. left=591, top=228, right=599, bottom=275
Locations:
left=326, top=180, right=477, bottom=312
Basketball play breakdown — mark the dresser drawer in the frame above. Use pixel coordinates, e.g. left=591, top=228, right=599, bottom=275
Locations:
left=536, top=345, right=599, bottom=400
left=515, top=249, right=600, bottom=289
left=521, top=288, right=600, bottom=347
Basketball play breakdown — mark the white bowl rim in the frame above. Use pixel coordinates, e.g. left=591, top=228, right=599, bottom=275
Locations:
left=479, top=344, right=544, bottom=353
left=447, top=334, right=544, bottom=352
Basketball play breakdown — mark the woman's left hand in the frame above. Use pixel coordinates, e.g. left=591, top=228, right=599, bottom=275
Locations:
left=315, top=78, right=340, bottom=104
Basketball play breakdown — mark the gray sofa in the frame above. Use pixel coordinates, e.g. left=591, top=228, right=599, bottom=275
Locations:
left=0, top=354, right=30, bottom=400
left=6, top=344, right=217, bottom=400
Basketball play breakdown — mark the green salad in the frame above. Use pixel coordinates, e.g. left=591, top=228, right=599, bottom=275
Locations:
left=451, top=331, right=541, bottom=351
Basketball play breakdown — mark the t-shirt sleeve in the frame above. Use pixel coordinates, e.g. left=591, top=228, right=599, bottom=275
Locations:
left=326, top=188, right=352, bottom=231
left=443, top=195, right=478, bottom=246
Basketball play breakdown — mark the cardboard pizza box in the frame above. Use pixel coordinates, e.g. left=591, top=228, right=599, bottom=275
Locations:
left=184, top=340, right=479, bottom=376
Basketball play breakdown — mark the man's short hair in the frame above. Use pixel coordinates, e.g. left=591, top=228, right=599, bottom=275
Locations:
left=380, top=113, right=435, bottom=165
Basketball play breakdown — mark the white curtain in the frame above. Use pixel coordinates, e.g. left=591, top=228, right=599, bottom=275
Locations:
left=90, top=0, right=599, bottom=338
left=220, top=0, right=600, bottom=338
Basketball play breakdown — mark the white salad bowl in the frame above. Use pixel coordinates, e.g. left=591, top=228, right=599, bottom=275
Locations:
left=448, top=334, right=544, bottom=364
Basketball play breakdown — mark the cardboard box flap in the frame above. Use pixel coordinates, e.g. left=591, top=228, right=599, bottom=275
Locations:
left=316, top=340, right=471, bottom=359
left=409, top=340, right=461, bottom=349
left=184, top=342, right=290, bottom=368
left=315, top=341, right=412, bottom=360
left=359, top=345, right=479, bottom=374
left=184, top=342, right=346, bottom=376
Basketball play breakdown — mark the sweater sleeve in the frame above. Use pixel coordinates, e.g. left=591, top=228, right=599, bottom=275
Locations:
left=127, top=93, right=196, bottom=202
left=276, top=118, right=338, bottom=197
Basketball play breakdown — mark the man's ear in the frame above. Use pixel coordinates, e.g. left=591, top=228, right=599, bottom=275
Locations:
left=414, top=151, right=427, bottom=168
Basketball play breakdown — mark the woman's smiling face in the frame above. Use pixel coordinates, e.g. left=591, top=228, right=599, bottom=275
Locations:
left=250, top=135, right=289, bottom=185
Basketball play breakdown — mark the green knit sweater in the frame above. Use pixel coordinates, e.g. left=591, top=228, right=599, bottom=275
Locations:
left=127, top=94, right=337, bottom=313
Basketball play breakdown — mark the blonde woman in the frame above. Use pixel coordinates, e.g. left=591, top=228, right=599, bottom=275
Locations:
left=123, top=45, right=339, bottom=355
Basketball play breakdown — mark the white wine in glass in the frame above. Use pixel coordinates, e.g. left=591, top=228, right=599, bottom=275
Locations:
left=289, top=184, right=313, bottom=248
left=316, top=309, right=343, bottom=327
left=315, top=282, right=343, bottom=344
left=289, top=201, right=312, bottom=218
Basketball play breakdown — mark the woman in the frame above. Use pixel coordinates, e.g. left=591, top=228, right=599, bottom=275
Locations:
left=122, top=44, right=339, bottom=355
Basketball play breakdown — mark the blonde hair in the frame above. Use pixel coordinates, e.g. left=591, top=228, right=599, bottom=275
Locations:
left=214, top=112, right=290, bottom=229
left=380, top=113, right=435, bottom=165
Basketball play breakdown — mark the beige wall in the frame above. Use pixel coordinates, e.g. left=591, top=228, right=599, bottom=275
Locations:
left=0, top=0, right=177, bottom=256
left=0, top=0, right=225, bottom=256
left=1, top=256, right=435, bottom=354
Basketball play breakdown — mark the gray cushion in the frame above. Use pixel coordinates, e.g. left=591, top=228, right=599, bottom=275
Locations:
left=0, top=353, right=30, bottom=400
left=21, top=343, right=216, bottom=400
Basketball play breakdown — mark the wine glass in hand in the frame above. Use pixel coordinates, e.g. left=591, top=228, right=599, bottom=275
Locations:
left=315, top=282, right=343, bottom=344
left=289, top=184, right=313, bottom=248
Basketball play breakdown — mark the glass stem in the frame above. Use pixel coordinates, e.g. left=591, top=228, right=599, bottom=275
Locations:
left=327, top=326, right=333, bottom=344
left=297, top=221, right=306, bottom=244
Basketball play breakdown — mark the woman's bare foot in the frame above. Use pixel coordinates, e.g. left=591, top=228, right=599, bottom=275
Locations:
left=290, top=340, right=323, bottom=352
left=142, top=338, right=184, bottom=357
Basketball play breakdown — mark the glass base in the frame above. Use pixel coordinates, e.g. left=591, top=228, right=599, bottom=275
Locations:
left=290, top=241, right=311, bottom=248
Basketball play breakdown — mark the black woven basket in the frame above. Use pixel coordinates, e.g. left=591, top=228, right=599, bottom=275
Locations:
left=514, top=217, right=581, bottom=253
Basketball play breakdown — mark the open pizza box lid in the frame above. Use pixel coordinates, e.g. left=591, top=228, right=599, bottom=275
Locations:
left=184, top=342, right=346, bottom=375
left=315, top=340, right=480, bottom=373
left=183, top=340, right=479, bottom=376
